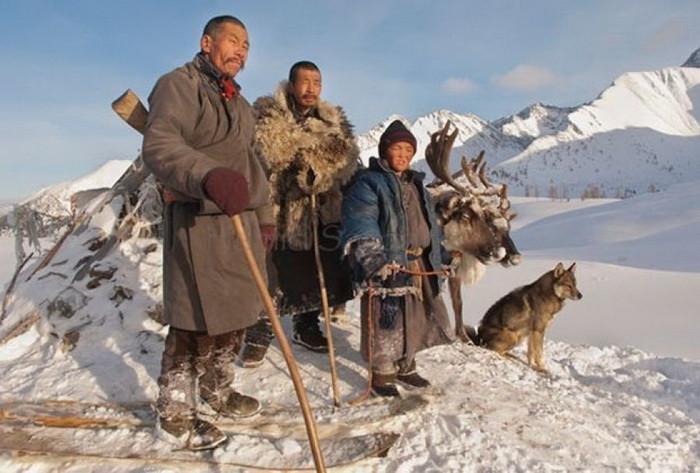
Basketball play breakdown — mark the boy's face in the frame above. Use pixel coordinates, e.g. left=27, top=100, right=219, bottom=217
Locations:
left=386, top=141, right=415, bottom=175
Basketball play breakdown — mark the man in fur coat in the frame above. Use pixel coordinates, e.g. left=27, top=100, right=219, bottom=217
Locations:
left=240, top=61, right=359, bottom=364
left=142, top=16, right=274, bottom=450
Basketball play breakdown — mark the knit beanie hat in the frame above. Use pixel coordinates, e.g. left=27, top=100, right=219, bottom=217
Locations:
left=378, top=120, right=417, bottom=159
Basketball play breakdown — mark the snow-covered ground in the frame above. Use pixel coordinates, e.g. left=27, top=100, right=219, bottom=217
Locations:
left=0, top=182, right=698, bottom=472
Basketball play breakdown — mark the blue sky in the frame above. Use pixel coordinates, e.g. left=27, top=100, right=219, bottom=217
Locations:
left=0, top=0, right=698, bottom=200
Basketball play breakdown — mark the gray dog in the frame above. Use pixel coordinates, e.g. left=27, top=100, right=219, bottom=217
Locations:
left=473, top=262, right=582, bottom=373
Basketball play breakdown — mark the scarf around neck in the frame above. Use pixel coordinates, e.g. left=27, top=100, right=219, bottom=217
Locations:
left=195, top=52, right=241, bottom=101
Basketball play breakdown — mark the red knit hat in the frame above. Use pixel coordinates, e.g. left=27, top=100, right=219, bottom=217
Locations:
left=379, top=120, right=417, bottom=159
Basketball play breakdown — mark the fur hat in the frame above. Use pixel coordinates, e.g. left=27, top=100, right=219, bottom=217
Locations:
left=378, top=120, right=417, bottom=159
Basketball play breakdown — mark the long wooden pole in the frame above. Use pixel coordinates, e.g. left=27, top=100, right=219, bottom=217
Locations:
left=111, top=89, right=326, bottom=472
left=230, top=216, right=326, bottom=471
left=310, top=194, right=341, bottom=407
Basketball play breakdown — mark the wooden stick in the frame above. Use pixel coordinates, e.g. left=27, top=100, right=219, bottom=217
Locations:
left=310, top=194, right=341, bottom=407
left=112, top=89, right=326, bottom=473
left=0, top=312, right=41, bottom=346
left=230, top=216, right=326, bottom=471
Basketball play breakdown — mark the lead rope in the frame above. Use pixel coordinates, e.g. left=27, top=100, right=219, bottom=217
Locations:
left=348, top=265, right=449, bottom=405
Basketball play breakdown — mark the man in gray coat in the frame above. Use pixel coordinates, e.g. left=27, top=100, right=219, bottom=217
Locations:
left=142, top=15, right=275, bottom=450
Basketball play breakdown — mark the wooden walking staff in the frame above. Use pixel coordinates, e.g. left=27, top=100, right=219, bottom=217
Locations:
left=111, top=89, right=327, bottom=473
left=310, top=194, right=341, bottom=407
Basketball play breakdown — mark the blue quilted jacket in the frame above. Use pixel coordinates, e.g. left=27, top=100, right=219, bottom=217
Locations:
left=340, top=157, right=448, bottom=289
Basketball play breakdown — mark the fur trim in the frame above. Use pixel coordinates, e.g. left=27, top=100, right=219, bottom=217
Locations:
left=253, top=82, right=359, bottom=250
left=361, top=286, right=421, bottom=298
left=456, top=253, right=486, bottom=285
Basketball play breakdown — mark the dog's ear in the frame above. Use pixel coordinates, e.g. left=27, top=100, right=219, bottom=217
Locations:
left=554, top=262, right=564, bottom=277
left=567, top=262, right=577, bottom=274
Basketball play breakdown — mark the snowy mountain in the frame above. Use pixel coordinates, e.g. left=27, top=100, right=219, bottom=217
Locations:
left=0, top=159, right=134, bottom=263
left=358, top=109, right=526, bottom=178
left=0, top=160, right=133, bottom=233
left=493, top=66, right=700, bottom=197
left=492, top=102, right=575, bottom=145
left=358, top=51, right=700, bottom=198
left=355, top=113, right=410, bottom=157
left=682, top=47, right=700, bottom=68
left=16, top=159, right=133, bottom=217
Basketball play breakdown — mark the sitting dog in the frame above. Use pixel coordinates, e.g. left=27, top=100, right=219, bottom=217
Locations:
left=473, top=262, right=582, bottom=373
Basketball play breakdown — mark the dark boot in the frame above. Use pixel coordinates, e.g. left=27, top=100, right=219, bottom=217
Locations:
left=292, top=311, right=328, bottom=353
left=239, top=344, right=268, bottom=368
left=156, top=416, right=226, bottom=451
left=371, top=372, right=400, bottom=398
left=201, top=388, right=262, bottom=418
left=198, top=330, right=261, bottom=419
left=397, top=360, right=431, bottom=389
left=240, top=315, right=273, bottom=368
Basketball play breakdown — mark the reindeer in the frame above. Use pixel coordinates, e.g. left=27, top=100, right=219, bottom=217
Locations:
left=424, top=122, right=521, bottom=342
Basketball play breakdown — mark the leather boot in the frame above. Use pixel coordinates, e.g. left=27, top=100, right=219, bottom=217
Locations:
left=198, top=330, right=261, bottom=418
left=156, top=416, right=226, bottom=450
left=397, top=359, right=431, bottom=388
left=371, top=371, right=400, bottom=398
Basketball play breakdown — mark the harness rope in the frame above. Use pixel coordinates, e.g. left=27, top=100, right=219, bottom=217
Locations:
left=348, top=263, right=449, bottom=405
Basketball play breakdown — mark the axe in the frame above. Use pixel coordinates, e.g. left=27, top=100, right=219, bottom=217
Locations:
left=111, top=89, right=326, bottom=472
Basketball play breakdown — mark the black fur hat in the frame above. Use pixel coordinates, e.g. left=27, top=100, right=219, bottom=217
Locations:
left=378, top=120, right=417, bottom=159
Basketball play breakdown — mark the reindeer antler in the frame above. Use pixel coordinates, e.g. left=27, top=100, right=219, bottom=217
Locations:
left=461, top=152, right=483, bottom=189
left=425, top=121, right=466, bottom=194
left=460, top=152, right=502, bottom=198
left=426, top=123, right=516, bottom=222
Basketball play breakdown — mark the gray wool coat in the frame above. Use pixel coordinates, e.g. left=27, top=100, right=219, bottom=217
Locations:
left=142, top=54, right=273, bottom=335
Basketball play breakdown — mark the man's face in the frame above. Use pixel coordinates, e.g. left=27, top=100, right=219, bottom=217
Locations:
left=289, top=68, right=322, bottom=113
left=200, top=22, right=249, bottom=77
left=385, top=141, right=415, bottom=175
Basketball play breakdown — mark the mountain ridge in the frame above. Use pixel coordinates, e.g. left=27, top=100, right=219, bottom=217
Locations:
left=357, top=61, right=699, bottom=198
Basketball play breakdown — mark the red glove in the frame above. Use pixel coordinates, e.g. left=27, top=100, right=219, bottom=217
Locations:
left=203, top=167, right=250, bottom=217
left=260, top=225, right=277, bottom=253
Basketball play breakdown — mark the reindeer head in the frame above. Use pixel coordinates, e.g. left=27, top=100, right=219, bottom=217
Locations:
left=467, top=165, right=521, bottom=268
left=433, top=190, right=504, bottom=264
left=425, top=122, right=521, bottom=270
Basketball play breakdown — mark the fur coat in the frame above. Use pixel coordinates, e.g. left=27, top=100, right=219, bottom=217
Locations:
left=253, top=82, right=359, bottom=250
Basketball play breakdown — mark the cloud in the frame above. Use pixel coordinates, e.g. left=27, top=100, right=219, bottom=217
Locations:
left=441, top=77, right=478, bottom=95
left=492, top=64, right=557, bottom=91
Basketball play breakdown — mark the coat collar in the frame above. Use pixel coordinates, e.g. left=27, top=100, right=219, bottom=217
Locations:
left=194, top=53, right=242, bottom=93
left=368, top=156, right=426, bottom=183
left=272, top=81, right=337, bottom=124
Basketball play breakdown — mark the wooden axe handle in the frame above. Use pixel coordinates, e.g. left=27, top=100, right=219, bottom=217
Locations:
left=112, top=90, right=147, bottom=134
